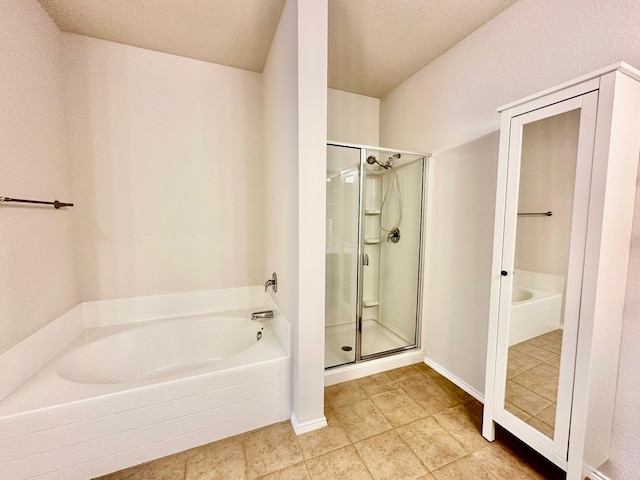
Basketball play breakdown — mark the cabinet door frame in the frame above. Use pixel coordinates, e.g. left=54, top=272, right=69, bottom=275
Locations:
left=483, top=81, right=599, bottom=470
left=484, top=64, right=640, bottom=480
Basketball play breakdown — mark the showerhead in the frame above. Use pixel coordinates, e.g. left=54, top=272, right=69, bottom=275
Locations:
left=367, top=154, right=399, bottom=170
left=387, top=153, right=401, bottom=167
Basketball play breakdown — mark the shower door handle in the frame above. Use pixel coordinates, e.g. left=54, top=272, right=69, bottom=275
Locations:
left=362, top=253, right=369, bottom=266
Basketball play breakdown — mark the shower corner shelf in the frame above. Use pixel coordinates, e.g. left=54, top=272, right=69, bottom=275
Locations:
left=365, top=208, right=381, bottom=215
left=363, top=299, right=379, bottom=307
left=364, top=238, right=381, bottom=244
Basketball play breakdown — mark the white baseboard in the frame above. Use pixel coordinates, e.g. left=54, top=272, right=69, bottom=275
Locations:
left=290, top=412, right=327, bottom=435
left=423, top=356, right=485, bottom=403
left=582, top=465, right=612, bottom=480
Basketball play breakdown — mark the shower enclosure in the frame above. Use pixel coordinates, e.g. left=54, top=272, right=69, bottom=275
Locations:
left=325, top=142, right=428, bottom=369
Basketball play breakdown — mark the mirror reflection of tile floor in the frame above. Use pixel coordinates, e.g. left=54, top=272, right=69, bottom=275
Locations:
left=505, top=330, right=563, bottom=438
left=96, top=363, right=564, bottom=479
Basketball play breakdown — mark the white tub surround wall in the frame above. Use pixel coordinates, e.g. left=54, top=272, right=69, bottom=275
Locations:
left=263, top=0, right=328, bottom=435
left=62, top=34, right=265, bottom=302
left=0, top=0, right=79, bottom=355
left=514, top=269, right=564, bottom=294
left=0, top=286, right=291, bottom=480
left=380, top=2, right=640, bottom=478
left=0, top=306, right=83, bottom=403
left=510, top=270, right=563, bottom=346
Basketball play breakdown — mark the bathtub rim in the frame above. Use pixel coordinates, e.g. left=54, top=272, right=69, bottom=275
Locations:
left=511, top=284, right=562, bottom=308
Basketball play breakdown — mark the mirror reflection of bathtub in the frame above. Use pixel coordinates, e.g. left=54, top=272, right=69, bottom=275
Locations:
left=509, top=270, right=563, bottom=346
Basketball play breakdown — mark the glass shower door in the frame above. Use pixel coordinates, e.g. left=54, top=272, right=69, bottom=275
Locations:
left=361, top=152, right=425, bottom=358
left=325, top=145, right=360, bottom=368
left=325, top=143, right=427, bottom=368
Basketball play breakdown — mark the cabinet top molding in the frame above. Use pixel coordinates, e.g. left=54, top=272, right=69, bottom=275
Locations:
left=498, top=61, right=640, bottom=112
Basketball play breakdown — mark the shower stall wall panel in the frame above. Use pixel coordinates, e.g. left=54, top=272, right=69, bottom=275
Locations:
left=379, top=161, right=424, bottom=342
left=363, top=173, right=382, bottom=321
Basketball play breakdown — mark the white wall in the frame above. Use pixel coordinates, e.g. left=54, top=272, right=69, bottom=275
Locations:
left=609, top=186, right=640, bottom=479
left=263, top=0, right=300, bottom=340
left=418, top=133, right=499, bottom=395
left=380, top=0, right=640, bottom=477
left=0, top=0, right=79, bottom=354
left=327, top=88, right=379, bottom=146
left=263, top=0, right=328, bottom=430
left=381, top=0, right=640, bottom=154
left=296, top=0, right=328, bottom=429
left=62, top=35, right=265, bottom=301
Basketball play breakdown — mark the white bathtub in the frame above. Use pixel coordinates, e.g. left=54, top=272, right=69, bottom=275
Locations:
left=509, top=271, right=563, bottom=346
left=0, top=287, right=291, bottom=480
left=58, top=316, right=265, bottom=384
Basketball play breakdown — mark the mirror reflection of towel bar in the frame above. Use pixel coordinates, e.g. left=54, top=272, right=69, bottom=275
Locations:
left=0, top=196, right=73, bottom=209
left=517, top=211, right=552, bottom=217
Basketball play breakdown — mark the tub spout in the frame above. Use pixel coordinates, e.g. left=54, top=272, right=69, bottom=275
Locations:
left=252, top=310, right=274, bottom=321
left=264, top=272, right=277, bottom=292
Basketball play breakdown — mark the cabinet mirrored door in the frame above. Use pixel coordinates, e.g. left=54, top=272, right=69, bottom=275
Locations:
left=492, top=91, right=598, bottom=465
left=484, top=64, right=640, bottom=479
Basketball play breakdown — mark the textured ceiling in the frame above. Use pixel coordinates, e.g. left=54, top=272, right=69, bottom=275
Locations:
left=37, top=0, right=287, bottom=73
left=38, top=0, right=516, bottom=97
left=328, top=0, right=517, bottom=97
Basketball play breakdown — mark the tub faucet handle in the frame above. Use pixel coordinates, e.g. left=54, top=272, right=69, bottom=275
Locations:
left=264, top=272, right=278, bottom=292
left=252, top=310, right=275, bottom=321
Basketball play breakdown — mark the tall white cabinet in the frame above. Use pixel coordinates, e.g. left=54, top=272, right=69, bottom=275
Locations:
left=482, top=62, right=640, bottom=480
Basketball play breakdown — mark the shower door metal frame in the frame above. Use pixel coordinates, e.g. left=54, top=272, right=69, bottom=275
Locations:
left=354, top=148, right=366, bottom=362
left=327, top=141, right=431, bottom=367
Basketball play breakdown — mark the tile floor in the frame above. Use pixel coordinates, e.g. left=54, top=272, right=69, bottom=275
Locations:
left=505, top=330, right=562, bottom=438
left=96, top=363, right=565, bottom=480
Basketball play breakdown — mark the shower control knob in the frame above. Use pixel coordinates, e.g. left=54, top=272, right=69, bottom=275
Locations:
left=501, top=270, right=508, bottom=276
left=387, top=227, right=401, bottom=243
